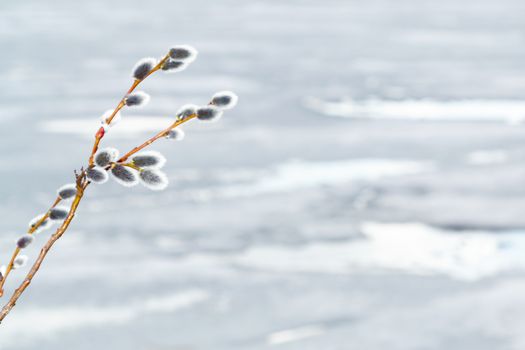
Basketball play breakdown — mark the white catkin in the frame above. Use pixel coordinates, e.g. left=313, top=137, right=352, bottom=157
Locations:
left=131, top=151, right=166, bottom=169
left=57, top=184, right=77, bottom=200
left=139, top=169, right=169, bottom=191
left=211, top=91, right=239, bottom=110
left=13, top=255, right=28, bottom=269
left=132, top=57, right=157, bottom=80
left=125, top=91, right=150, bottom=108
left=17, top=235, right=34, bottom=249
left=161, top=60, right=188, bottom=73
left=176, top=104, right=198, bottom=119
left=100, top=109, right=122, bottom=127
left=197, top=105, right=223, bottom=121
left=86, top=166, right=109, bottom=184
left=168, top=45, right=198, bottom=62
left=49, top=206, right=69, bottom=221
left=29, top=214, right=53, bottom=233
left=111, top=165, right=139, bottom=187
left=95, top=148, right=119, bottom=167
left=166, top=128, right=185, bottom=141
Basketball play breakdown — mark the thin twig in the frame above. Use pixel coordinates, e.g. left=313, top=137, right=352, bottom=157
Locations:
left=0, top=110, right=198, bottom=323
left=0, top=47, right=232, bottom=324
left=0, top=197, right=62, bottom=295
left=0, top=174, right=88, bottom=322
left=88, top=54, right=170, bottom=166
left=119, top=115, right=196, bottom=162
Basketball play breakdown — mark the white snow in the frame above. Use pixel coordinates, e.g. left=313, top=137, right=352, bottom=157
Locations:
left=194, top=159, right=432, bottom=199
left=1, top=289, right=209, bottom=346
left=304, top=97, right=525, bottom=124
left=267, top=325, right=326, bottom=345
left=467, top=150, right=508, bottom=165
left=234, top=222, right=525, bottom=281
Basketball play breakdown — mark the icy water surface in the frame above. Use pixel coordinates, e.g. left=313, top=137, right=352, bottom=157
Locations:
left=1, top=0, right=525, bottom=349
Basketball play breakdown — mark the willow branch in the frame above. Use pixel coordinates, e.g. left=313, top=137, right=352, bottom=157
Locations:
left=88, top=54, right=170, bottom=166
left=0, top=197, right=62, bottom=295
left=119, top=115, right=196, bottom=162
left=0, top=175, right=88, bottom=322
left=0, top=113, right=199, bottom=322
left=0, top=45, right=236, bottom=325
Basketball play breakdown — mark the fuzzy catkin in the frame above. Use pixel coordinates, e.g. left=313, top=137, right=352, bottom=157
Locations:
left=125, top=91, right=150, bottom=107
left=17, top=235, right=34, bottom=249
left=13, top=255, right=28, bottom=269
left=161, top=60, right=187, bottom=73
left=95, top=148, right=119, bottom=167
left=87, top=166, right=109, bottom=184
left=139, top=169, right=168, bottom=191
left=29, top=214, right=53, bottom=233
left=132, top=57, right=157, bottom=80
left=176, top=104, right=198, bottom=119
left=168, top=45, right=197, bottom=62
left=166, top=128, right=185, bottom=141
left=197, top=106, right=223, bottom=121
left=131, top=151, right=166, bottom=169
left=57, top=184, right=77, bottom=200
left=211, top=91, right=239, bottom=110
left=49, top=206, right=69, bottom=221
left=100, top=109, right=122, bottom=127
left=111, top=165, right=139, bottom=187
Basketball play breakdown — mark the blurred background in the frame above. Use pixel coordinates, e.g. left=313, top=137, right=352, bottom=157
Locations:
left=1, top=0, right=525, bottom=349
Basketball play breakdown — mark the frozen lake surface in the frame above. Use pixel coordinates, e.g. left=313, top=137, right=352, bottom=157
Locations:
left=1, top=0, right=525, bottom=349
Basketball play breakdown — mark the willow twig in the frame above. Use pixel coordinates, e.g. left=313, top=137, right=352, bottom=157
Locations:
left=0, top=45, right=238, bottom=324
left=0, top=175, right=88, bottom=322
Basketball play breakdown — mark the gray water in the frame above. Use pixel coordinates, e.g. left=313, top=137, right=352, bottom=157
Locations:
left=1, top=0, right=525, bottom=349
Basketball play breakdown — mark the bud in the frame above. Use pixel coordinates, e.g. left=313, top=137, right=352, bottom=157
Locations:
left=176, top=104, right=198, bottom=119
left=131, top=151, right=166, bottom=169
left=139, top=169, right=169, bottom=191
left=111, top=165, right=139, bottom=187
left=124, top=91, right=150, bottom=108
left=166, top=128, right=185, bottom=141
left=49, top=206, right=69, bottom=221
left=132, top=57, right=157, bottom=80
left=161, top=60, right=188, bottom=73
left=168, top=45, right=198, bottom=62
left=29, top=214, right=53, bottom=233
left=197, top=105, right=223, bottom=121
left=100, top=109, right=122, bottom=128
left=57, top=184, right=77, bottom=200
left=17, top=235, right=34, bottom=249
left=86, top=166, right=109, bottom=184
left=211, top=91, right=238, bottom=110
left=95, top=148, right=119, bottom=168
left=13, top=255, right=28, bottom=269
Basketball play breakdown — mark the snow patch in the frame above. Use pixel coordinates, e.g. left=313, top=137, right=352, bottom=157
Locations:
left=267, top=325, right=326, bottom=345
left=305, top=97, right=525, bottom=124
left=195, top=159, right=432, bottom=199
left=2, top=289, right=209, bottom=346
left=40, top=116, right=174, bottom=138
left=467, top=150, right=508, bottom=165
left=235, top=222, right=525, bottom=281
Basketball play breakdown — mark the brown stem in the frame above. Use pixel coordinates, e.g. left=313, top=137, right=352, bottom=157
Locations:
left=0, top=110, right=194, bottom=320
left=87, top=54, right=171, bottom=166
left=88, top=101, right=125, bottom=166
left=0, top=178, right=89, bottom=323
left=0, top=197, right=62, bottom=295
left=118, top=115, right=196, bottom=163
left=0, top=52, right=178, bottom=322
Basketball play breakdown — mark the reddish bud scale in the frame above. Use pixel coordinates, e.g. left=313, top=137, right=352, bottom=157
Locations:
left=96, top=127, right=105, bottom=138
